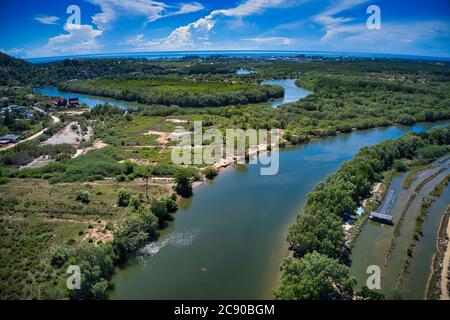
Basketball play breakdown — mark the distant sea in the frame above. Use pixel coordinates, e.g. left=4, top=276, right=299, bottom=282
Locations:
left=26, top=50, right=450, bottom=64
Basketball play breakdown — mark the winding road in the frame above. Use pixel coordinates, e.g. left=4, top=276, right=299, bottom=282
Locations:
left=0, top=109, right=60, bottom=152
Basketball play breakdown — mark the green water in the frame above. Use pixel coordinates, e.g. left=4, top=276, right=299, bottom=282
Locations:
left=110, top=122, right=448, bottom=300
left=402, top=163, right=450, bottom=299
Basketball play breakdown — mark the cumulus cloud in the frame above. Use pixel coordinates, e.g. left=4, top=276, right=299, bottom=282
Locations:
left=27, top=23, right=103, bottom=58
left=34, top=15, right=60, bottom=25
left=158, top=0, right=304, bottom=48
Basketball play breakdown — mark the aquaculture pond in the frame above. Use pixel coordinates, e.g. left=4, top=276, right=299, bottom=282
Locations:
left=350, top=158, right=450, bottom=299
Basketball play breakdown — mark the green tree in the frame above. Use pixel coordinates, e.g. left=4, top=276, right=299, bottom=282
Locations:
left=357, top=286, right=385, bottom=300
left=274, top=252, right=356, bottom=300
left=151, top=198, right=170, bottom=224
left=287, top=210, right=344, bottom=259
left=69, top=245, right=114, bottom=300
left=175, top=171, right=193, bottom=197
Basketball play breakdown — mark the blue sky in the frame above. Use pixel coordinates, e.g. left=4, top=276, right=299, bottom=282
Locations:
left=0, top=0, right=449, bottom=58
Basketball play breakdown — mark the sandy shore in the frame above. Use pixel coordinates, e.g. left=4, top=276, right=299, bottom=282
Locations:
left=441, top=215, right=450, bottom=300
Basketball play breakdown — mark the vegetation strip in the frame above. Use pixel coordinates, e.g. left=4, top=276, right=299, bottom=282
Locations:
left=384, top=193, right=416, bottom=265
left=426, top=205, right=450, bottom=299
left=395, top=173, right=450, bottom=292
left=414, top=168, right=447, bottom=193
left=402, top=163, right=435, bottom=190
left=275, top=126, right=450, bottom=300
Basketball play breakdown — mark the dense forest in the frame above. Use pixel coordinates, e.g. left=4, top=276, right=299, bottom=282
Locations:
left=58, top=77, right=284, bottom=108
left=274, top=125, right=450, bottom=300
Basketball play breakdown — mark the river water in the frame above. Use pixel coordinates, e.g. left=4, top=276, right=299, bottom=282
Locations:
left=38, top=79, right=310, bottom=110
left=110, top=122, right=448, bottom=299
left=262, top=79, right=312, bottom=108
left=36, top=87, right=140, bottom=110
left=36, top=84, right=448, bottom=300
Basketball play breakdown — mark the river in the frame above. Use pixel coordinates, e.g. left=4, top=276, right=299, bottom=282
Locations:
left=36, top=84, right=448, bottom=299
left=38, top=79, right=311, bottom=110
left=110, top=121, right=448, bottom=299
left=261, top=79, right=312, bottom=108
left=36, top=87, right=140, bottom=110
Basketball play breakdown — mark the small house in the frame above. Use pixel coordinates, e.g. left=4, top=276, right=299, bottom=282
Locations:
left=370, top=212, right=394, bottom=225
left=0, top=134, right=20, bottom=144
left=68, top=98, right=79, bottom=107
left=52, top=97, right=67, bottom=108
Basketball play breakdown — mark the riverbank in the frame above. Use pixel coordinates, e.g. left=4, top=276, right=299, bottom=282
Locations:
left=440, top=209, right=450, bottom=300
left=111, top=123, right=449, bottom=299
left=426, top=205, right=450, bottom=299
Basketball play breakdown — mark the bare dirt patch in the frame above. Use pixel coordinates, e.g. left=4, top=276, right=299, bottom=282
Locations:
left=165, top=118, right=189, bottom=124
left=145, top=130, right=172, bottom=145
left=42, top=121, right=93, bottom=146
left=20, top=155, right=55, bottom=169
left=82, top=220, right=114, bottom=245
left=72, top=139, right=108, bottom=159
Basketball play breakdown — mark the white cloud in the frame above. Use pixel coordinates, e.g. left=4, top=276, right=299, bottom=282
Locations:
left=313, top=0, right=369, bottom=40
left=26, top=23, right=103, bottom=58
left=34, top=15, right=60, bottom=25
left=243, top=37, right=293, bottom=45
left=311, top=0, right=450, bottom=57
left=312, top=20, right=450, bottom=57
left=86, top=0, right=204, bottom=29
left=175, top=2, right=204, bottom=15
left=159, top=0, right=304, bottom=48
left=125, top=33, right=161, bottom=48
left=1, top=48, right=26, bottom=58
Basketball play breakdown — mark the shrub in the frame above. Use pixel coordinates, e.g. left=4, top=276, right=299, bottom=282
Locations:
left=117, top=188, right=134, bottom=207
left=76, top=190, right=90, bottom=204
left=50, top=246, right=68, bottom=268
left=115, top=174, right=126, bottom=182
left=204, top=167, right=218, bottom=180
left=128, top=194, right=141, bottom=211
left=165, top=197, right=178, bottom=213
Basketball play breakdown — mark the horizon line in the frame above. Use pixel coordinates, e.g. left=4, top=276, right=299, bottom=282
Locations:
left=20, top=49, right=450, bottom=63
